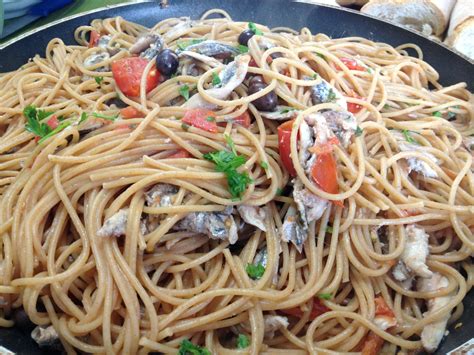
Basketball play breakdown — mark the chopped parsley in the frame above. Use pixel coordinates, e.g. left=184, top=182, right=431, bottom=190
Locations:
left=326, top=226, right=334, bottom=233
left=224, top=134, right=237, bottom=155
left=179, top=84, right=190, bottom=101
left=246, top=263, right=265, bottom=280
left=280, top=107, right=295, bottom=114
left=276, top=187, right=284, bottom=196
left=23, top=105, right=71, bottom=144
left=326, top=88, right=337, bottom=102
left=260, top=161, right=269, bottom=170
left=91, top=112, right=118, bottom=121
left=432, top=111, right=442, bottom=118
left=402, top=129, right=417, bottom=144
left=203, top=148, right=252, bottom=199
left=237, top=44, right=249, bottom=54
left=79, top=112, right=88, bottom=124
left=248, top=22, right=263, bottom=35
left=237, top=334, right=250, bottom=349
left=211, top=72, right=221, bottom=86
left=176, top=38, right=205, bottom=51
left=316, top=53, right=326, bottom=60
left=367, top=68, right=373, bottom=74
left=181, top=123, right=190, bottom=131
left=206, top=116, right=215, bottom=122
left=178, top=339, right=211, bottom=355
left=355, top=126, right=363, bottom=137
left=318, top=293, right=332, bottom=300
left=94, top=76, right=104, bottom=85
left=383, top=104, right=392, bottom=109
left=312, top=73, right=318, bottom=79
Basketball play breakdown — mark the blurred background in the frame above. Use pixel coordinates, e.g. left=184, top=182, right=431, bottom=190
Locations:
left=0, top=0, right=472, bottom=59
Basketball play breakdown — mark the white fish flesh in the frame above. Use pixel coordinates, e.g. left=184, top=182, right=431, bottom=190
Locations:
left=281, top=205, right=307, bottom=252
left=237, top=205, right=267, bottom=231
left=83, top=52, right=110, bottom=72
left=263, top=315, right=289, bottom=339
left=145, top=184, right=178, bottom=207
left=130, top=33, right=163, bottom=57
left=180, top=40, right=239, bottom=59
left=31, top=325, right=59, bottom=348
left=174, top=207, right=238, bottom=244
left=260, top=106, right=299, bottom=120
left=417, top=273, right=454, bottom=352
left=183, top=55, right=250, bottom=109
left=311, top=79, right=347, bottom=109
left=321, top=110, right=357, bottom=147
left=177, top=51, right=221, bottom=68
left=97, top=209, right=128, bottom=238
left=293, top=177, right=329, bottom=225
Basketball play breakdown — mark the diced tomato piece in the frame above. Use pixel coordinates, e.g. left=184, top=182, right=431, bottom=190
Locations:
left=249, top=58, right=258, bottom=67
left=277, top=119, right=297, bottom=177
left=168, top=149, right=191, bottom=158
left=89, top=30, right=100, bottom=48
left=281, top=298, right=330, bottom=319
left=311, top=152, right=344, bottom=207
left=361, top=332, right=384, bottom=355
left=232, top=111, right=251, bottom=128
left=374, top=296, right=395, bottom=318
left=120, top=106, right=144, bottom=119
left=182, top=109, right=218, bottom=133
left=346, top=91, right=364, bottom=114
left=308, top=136, right=339, bottom=155
left=111, top=57, right=160, bottom=97
left=46, top=115, right=59, bottom=130
left=337, top=57, right=365, bottom=71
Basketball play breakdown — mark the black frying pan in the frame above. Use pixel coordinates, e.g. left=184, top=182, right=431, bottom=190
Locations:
left=0, top=1, right=472, bottom=353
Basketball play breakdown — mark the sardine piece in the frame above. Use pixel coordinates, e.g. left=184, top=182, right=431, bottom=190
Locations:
left=183, top=55, right=250, bottom=109
left=163, top=18, right=195, bottom=41
left=145, top=184, right=178, bottom=207
left=394, top=131, right=439, bottom=178
left=263, top=315, right=289, bottom=339
left=260, top=106, right=299, bottom=120
left=31, top=325, right=59, bottom=348
left=97, top=209, right=128, bottom=238
left=253, top=247, right=280, bottom=285
left=311, top=79, right=347, bottom=109
left=293, top=178, right=329, bottom=224
left=321, top=110, right=357, bottom=147
left=181, top=40, right=239, bottom=59
left=403, top=225, right=432, bottom=278
left=174, top=207, right=238, bottom=244
left=130, top=33, right=163, bottom=55
left=237, top=205, right=267, bottom=231
left=178, top=51, right=221, bottom=68
left=98, top=35, right=111, bottom=48
left=281, top=205, right=307, bottom=252
left=374, top=315, right=397, bottom=331
left=83, top=52, right=110, bottom=72
left=418, top=273, right=454, bottom=353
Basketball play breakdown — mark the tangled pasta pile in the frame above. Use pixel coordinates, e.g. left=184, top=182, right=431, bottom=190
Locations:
left=0, top=9, right=473, bottom=355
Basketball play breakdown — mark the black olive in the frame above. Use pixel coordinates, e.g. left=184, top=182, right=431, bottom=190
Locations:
left=12, top=307, right=36, bottom=333
left=238, top=29, right=255, bottom=46
left=249, top=75, right=264, bottom=87
left=104, top=97, right=127, bottom=108
left=155, top=49, right=179, bottom=77
left=248, top=83, right=278, bottom=111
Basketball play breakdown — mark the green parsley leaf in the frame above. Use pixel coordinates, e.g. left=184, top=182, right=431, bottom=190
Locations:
left=318, top=293, right=332, bottom=300
left=79, top=112, right=88, bottom=124
left=260, top=161, right=269, bottom=170
left=176, top=38, right=205, bottom=51
left=178, top=339, right=211, bottom=355
left=316, top=53, right=326, bottom=60
left=326, top=88, right=337, bottom=102
left=179, top=84, right=190, bottom=101
left=276, top=187, right=284, bottom=196
left=95, top=76, right=104, bottom=85
left=367, top=68, right=373, bottom=73
left=383, top=104, right=392, bottom=109
left=224, top=134, right=237, bottom=155
left=402, top=129, right=417, bottom=144
left=181, top=123, right=190, bottom=131
left=326, top=226, right=334, bottom=233
left=246, top=263, right=265, bottom=280
left=211, top=72, right=221, bottom=87
left=203, top=149, right=251, bottom=199
left=91, top=112, right=118, bottom=121
left=432, top=111, right=442, bottom=118
left=312, top=73, right=318, bottom=79
left=355, top=126, right=363, bottom=137
left=237, top=44, right=249, bottom=54
left=280, top=107, right=295, bottom=114
left=248, top=22, right=263, bottom=35
left=206, top=116, right=216, bottom=122
left=38, top=121, right=71, bottom=144
left=23, top=105, right=57, bottom=141
left=237, top=334, right=250, bottom=349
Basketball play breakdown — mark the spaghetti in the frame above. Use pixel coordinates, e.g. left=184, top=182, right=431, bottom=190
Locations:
left=0, top=9, right=473, bottom=355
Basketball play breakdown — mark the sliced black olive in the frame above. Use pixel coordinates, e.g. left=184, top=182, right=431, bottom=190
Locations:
left=104, top=97, right=128, bottom=109
left=156, top=49, right=179, bottom=77
left=248, top=83, right=278, bottom=112
left=12, top=307, right=36, bottom=333
left=248, top=75, right=264, bottom=87
left=238, top=29, right=255, bottom=46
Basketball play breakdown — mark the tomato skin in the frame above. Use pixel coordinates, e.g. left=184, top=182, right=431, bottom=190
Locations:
left=346, top=92, right=364, bottom=114
left=309, top=136, right=339, bottom=155
left=111, top=57, right=160, bottom=97
left=233, top=111, right=251, bottom=128
left=168, top=149, right=191, bottom=158
left=182, top=109, right=218, bottom=133
left=374, top=296, right=395, bottom=318
left=46, top=115, right=59, bottom=129
left=281, top=298, right=330, bottom=319
left=311, top=152, right=344, bottom=207
left=277, top=119, right=297, bottom=177
left=361, top=332, right=384, bottom=355
left=120, top=106, right=144, bottom=119
left=89, top=30, right=100, bottom=48
left=337, top=57, right=365, bottom=71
